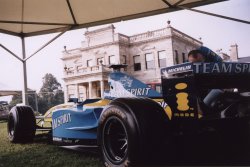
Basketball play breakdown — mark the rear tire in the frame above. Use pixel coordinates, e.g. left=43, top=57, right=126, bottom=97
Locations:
left=98, top=97, right=170, bottom=167
left=7, top=106, right=36, bottom=143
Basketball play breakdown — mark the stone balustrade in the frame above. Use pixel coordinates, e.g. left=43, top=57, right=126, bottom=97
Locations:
left=130, top=28, right=171, bottom=43
left=62, top=49, right=82, bottom=60
left=172, top=28, right=201, bottom=46
left=64, top=65, right=110, bottom=77
left=63, top=27, right=201, bottom=60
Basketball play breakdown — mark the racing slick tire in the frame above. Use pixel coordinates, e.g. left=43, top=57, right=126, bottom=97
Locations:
left=98, top=97, right=170, bottom=167
left=7, top=106, right=36, bottom=143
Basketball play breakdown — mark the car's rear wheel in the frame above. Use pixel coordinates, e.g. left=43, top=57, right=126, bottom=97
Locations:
left=7, top=106, right=36, bottom=143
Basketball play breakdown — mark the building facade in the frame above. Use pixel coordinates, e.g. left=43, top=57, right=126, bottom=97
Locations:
left=216, top=44, right=249, bottom=63
left=62, top=23, right=202, bottom=102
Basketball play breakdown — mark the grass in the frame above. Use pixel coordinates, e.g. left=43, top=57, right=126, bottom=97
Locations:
left=2, top=119, right=250, bottom=167
left=0, top=121, right=102, bottom=167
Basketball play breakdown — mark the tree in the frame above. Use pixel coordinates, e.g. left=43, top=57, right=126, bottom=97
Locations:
left=9, top=94, right=22, bottom=108
left=9, top=73, right=64, bottom=115
left=9, top=91, right=38, bottom=111
left=38, top=73, right=64, bottom=114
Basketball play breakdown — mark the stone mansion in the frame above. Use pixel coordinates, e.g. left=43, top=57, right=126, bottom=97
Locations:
left=62, top=23, right=203, bottom=102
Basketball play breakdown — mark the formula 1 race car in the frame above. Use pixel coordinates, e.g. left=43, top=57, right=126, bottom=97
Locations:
left=7, top=62, right=250, bottom=166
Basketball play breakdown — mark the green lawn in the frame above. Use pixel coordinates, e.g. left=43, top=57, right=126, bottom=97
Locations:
left=0, top=121, right=102, bottom=167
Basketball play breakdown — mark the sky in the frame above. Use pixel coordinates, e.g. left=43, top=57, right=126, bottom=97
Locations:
left=0, top=0, right=249, bottom=102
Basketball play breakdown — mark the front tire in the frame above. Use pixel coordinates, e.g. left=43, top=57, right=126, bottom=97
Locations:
left=7, top=106, right=36, bottom=143
left=98, top=98, right=170, bottom=167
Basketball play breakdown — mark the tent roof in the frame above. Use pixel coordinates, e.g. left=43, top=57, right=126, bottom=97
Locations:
left=0, top=0, right=225, bottom=37
left=0, top=90, right=21, bottom=96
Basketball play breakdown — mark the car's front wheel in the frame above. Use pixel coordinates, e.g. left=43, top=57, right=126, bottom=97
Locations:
left=98, top=104, right=138, bottom=167
left=98, top=98, right=170, bottom=167
left=103, top=115, right=129, bottom=165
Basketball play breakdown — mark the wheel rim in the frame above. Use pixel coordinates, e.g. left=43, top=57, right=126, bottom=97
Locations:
left=103, top=116, right=128, bottom=164
left=8, top=115, right=15, bottom=137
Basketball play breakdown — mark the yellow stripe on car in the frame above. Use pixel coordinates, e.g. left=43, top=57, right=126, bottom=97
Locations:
left=153, top=99, right=172, bottom=120
left=85, top=99, right=110, bottom=107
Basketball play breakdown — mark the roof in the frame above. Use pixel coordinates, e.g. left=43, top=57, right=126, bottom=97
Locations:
left=0, top=89, right=36, bottom=97
left=0, top=0, right=226, bottom=37
left=0, top=90, right=20, bottom=96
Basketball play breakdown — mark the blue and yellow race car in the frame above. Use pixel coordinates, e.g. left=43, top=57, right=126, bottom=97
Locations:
left=7, top=63, right=250, bottom=166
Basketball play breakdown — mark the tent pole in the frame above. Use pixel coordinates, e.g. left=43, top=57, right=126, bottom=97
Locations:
left=34, top=93, right=38, bottom=112
left=21, top=36, right=28, bottom=105
left=25, top=26, right=70, bottom=61
left=0, top=44, right=23, bottom=62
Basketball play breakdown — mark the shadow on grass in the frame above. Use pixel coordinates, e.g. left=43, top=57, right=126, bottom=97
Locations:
left=34, top=133, right=52, bottom=143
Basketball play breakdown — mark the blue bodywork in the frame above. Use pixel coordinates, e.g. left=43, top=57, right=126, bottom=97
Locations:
left=52, top=71, right=161, bottom=145
left=52, top=105, right=102, bottom=140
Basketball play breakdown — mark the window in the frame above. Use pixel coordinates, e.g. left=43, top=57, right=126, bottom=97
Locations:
left=182, top=53, right=186, bottom=63
left=87, top=59, right=93, bottom=67
left=109, top=55, right=116, bottom=64
left=175, top=50, right=179, bottom=64
left=158, top=50, right=166, bottom=68
left=97, top=57, right=105, bottom=65
left=122, top=55, right=126, bottom=64
left=122, top=55, right=127, bottom=71
left=133, top=55, right=141, bottom=71
left=145, top=53, right=155, bottom=69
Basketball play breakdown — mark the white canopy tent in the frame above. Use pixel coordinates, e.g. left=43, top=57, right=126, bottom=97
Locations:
left=0, top=0, right=229, bottom=37
left=1, top=0, right=249, bottom=104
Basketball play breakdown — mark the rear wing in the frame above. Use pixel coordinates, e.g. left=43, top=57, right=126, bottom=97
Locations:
left=161, top=62, right=250, bottom=120
left=162, top=62, right=250, bottom=89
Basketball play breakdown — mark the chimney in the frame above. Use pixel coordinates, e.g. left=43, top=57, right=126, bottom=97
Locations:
left=230, top=44, right=239, bottom=62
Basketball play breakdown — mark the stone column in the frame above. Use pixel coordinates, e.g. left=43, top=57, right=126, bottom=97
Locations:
left=83, top=85, right=87, bottom=100
left=64, top=85, right=68, bottom=103
left=88, top=81, right=92, bottom=98
left=75, top=84, right=79, bottom=99
left=100, top=80, right=105, bottom=98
